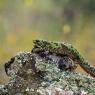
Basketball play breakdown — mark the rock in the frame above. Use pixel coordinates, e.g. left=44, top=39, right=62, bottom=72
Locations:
left=0, top=51, right=95, bottom=95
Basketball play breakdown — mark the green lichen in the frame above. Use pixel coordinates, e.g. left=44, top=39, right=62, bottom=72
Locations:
left=1, top=40, right=95, bottom=95
left=0, top=50, right=95, bottom=95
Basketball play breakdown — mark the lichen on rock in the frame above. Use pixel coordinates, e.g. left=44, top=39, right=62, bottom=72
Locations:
left=0, top=41, right=95, bottom=95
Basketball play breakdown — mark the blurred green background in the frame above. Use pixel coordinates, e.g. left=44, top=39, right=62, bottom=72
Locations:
left=0, top=0, right=95, bottom=83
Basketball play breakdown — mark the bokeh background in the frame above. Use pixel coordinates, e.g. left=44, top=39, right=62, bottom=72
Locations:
left=0, top=0, right=95, bottom=83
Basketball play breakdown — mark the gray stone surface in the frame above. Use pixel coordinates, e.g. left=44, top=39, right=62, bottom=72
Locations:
left=0, top=52, right=95, bottom=95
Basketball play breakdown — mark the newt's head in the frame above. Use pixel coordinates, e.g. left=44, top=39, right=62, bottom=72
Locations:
left=33, top=39, right=62, bottom=49
left=33, top=40, right=43, bottom=48
left=33, top=40, right=52, bottom=48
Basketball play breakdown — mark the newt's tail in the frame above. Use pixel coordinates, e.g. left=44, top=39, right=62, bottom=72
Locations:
left=75, top=54, right=95, bottom=78
left=67, top=44, right=95, bottom=78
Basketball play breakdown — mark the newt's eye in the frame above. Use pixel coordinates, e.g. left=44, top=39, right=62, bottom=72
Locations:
left=33, top=40, right=40, bottom=45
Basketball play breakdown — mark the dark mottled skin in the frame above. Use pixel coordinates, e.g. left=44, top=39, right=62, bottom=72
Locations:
left=32, top=40, right=95, bottom=77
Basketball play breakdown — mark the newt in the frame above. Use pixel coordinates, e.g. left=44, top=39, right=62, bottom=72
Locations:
left=32, top=39, right=95, bottom=77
